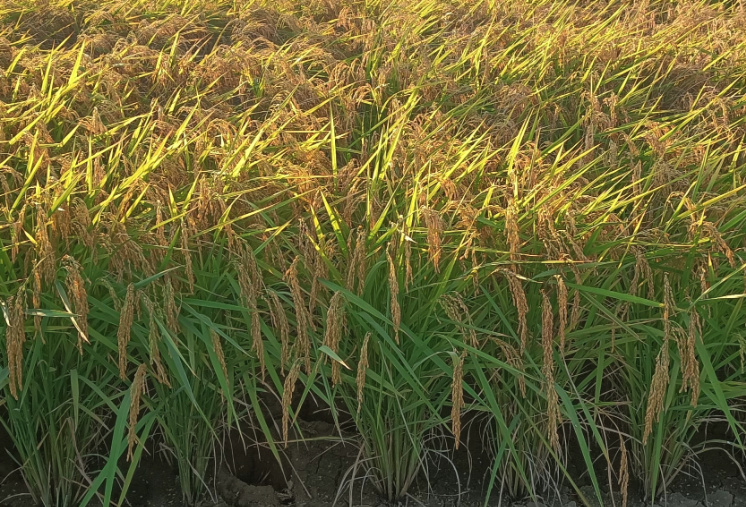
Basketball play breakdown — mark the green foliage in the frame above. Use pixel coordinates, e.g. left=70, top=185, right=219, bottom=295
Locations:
left=1, top=0, right=746, bottom=506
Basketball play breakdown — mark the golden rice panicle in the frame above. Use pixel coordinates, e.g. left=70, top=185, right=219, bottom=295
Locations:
left=267, top=291, right=291, bottom=374
left=683, top=307, right=701, bottom=408
left=285, top=257, right=311, bottom=374
left=569, top=265, right=583, bottom=331
left=356, top=332, right=370, bottom=416
left=243, top=245, right=263, bottom=290
left=346, top=227, right=367, bottom=295
left=541, top=289, right=560, bottom=450
left=35, top=210, right=56, bottom=285
left=252, top=304, right=265, bottom=381
left=5, top=292, right=27, bottom=400
left=619, top=435, right=629, bottom=507
left=504, top=270, right=529, bottom=355
left=663, top=273, right=675, bottom=342
left=236, top=259, right=265, bottom=378
left=541, top=289, right=555, bottom=377
left=127, top=363, right=147, bottom=461
left=298, top=219, right=324, bottom=319
left=102, top=278, right=121, bottom=312
left=118, top=284, right=137, bottom=380
left=324, top=291, right=346, bottom=386
left=10, top=204, right=26, bottom=263
left=505, top=201, right=521, bottom=265
left=634, top=248, right=655, bottom=300
left=211, top=329, right=228, bottom=385
left=71, top=198, right=93, bottom=250
left=145, top=297, right=169, bottom=387
left=451, top=350, right=466, bottom=450
left=386, top=247, right=401, bottom=344
left=644, top=276, right=673, bottom=445
left=556, top=275, right=568, bottom=354
left=421, top=206, right=444, bottom=272
left=404, top=228, right=413, bottom=291
left=163, top=275, right=179, bottom=334
left=33, top=268, right=42, bottom=335
left=180, top=220, right=194, bottom=293
left=643, top=344, right=670, bottom=444
left=62, top=256, right=89, bottom=354
left=282, top=361, right=301, bottom=447
left=440, top=294, right=477, bottom=348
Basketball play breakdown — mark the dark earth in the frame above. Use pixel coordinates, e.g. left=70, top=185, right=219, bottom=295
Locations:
left=1, top=404, right=744, bottom=507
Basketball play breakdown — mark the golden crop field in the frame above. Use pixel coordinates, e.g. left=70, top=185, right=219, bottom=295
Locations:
left=1, top=0, right=745, bottom=506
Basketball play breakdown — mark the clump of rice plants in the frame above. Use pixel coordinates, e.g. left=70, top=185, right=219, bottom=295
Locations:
left=1, top=0, right=746, bottom=506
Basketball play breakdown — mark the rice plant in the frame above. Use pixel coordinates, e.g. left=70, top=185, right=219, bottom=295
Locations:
left=1, top=0, right=746, bottom=506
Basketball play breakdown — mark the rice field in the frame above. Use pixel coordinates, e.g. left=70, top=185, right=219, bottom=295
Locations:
left=1, top=0, right=746, bottom=506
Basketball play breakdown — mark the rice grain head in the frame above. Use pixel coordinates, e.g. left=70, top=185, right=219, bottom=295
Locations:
left=5, top=292, right=27, bottom=399
left=556, top=275, right=568, bottom=354
left=403, top=222, right=413, bottom=290
left=35, top=210, right=56, bottom=285
left=421, top=206, right=444, bottom=272
left=356, top=332, right=370, bottom=416
left=324, top=291, right=346, bottom=386
left=440, top=293, right=477, bottom=347
left=505, top=202, right=521, bottom=265
left=386, top=247, right=401, bottom=344
left=127, top=363, right=147, bottom=461
left=181, top=220, right=195, bottom=293
left=451, top=350, right=466, bottom=450
left=683, top=307, right=701, bottom=407
left=346, top=227, right=366, bottom=295
left=118, top=284, right=137, bottom=380
left=285, top=258, right=311, bottom=373
left=282, top=361, right=301, bottom=447
left=644, top=276, right=674, bottom=445
left=211, top=329, right=229, bottom=386
left=542, top=289, right=560, bottom=450
left=144, top=297, right=169, bottom=387
left=268, top=290, right=291, bottom=374
left=619, top=434, right=629, bottom=507
left=33, top=268, right=42, bottom=334
left=63, top=256, right=88, bottom=354
left=163, top=276, right=179, bottom=334
left=504, top=269, right=529, bottom=355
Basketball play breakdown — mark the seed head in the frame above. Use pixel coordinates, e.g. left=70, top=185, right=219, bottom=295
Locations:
left=346, top=227, right=367, bottom=295
left=118, top=284, right=136, bottom=380
left=128, top=363, right=147, bottom=461
left=421, top=206, right=444, bottom=272
left=285, top=258, right=311, bottom=374
left=542, top=289, right=560, bottom=450
left=619, top=435, right=629, bottom=507
left=386, top=247, right=401, bottom=344
left=356, top=332, right=370, bottom=416
left=682, top=307, right=701, bottom=407
left=267, top=291, right=290, bottom=374
left=505, top=202, right=521, bottom=264
left=180, top=221, right=194, bottom=293
left=143, top=297, right=169, bottom=387
left=324, top=292, right=346, bottom=386
left=163, top=276, right=179, bottom=334
left=5, top=292, right=27, bottom=399
left=451, top=350, right=466, bottom=449
left=63, top=256, right=88, bottom=354
left=282, top=361, right=301, bottom=446
left=35, top=212, right=56, bottom=285
left=211, top=329, right=229, bottom=386
left=439, top=293, right=477, bottom=347
left=503, top=269, right=529, bottom=355
left=556, top=275, right=568, bottom=354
